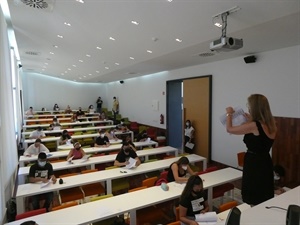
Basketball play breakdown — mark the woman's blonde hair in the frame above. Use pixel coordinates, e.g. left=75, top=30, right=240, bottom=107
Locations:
left=247, top=94, right=276, bottom=133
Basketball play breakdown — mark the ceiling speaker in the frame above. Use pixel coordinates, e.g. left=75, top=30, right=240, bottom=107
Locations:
left=120, top=80, right=124, bottom=84
left=244, top=55, right=256, bottom=64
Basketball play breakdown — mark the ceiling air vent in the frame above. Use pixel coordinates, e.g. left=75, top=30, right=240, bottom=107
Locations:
left=14, top=0, right=55, bottom=11
left=198, top=52, right=215, bottom=57
left=25, top=51, right=40, bottom=56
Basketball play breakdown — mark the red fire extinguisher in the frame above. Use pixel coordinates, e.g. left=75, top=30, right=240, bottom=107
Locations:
left=160, top=114, right=164, bottom=124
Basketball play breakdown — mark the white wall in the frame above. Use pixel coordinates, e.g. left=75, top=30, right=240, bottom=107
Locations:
left=22, top=45, right=300, bottom=168
left=22, top=73, right=107, bottom=111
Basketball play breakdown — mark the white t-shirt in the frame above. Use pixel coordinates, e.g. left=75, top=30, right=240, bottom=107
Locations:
left=29, top=130, right=46, bottom=139
left=23, top=143, right=50, bottom=156
left=184, top=126, right=194, bottom=138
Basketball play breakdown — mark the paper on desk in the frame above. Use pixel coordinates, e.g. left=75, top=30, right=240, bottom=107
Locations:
left=67, top=156, right=74, bottom=163
left=185, top=142, right=194, bottom=150
left=41, top=179, right=52, bottom=188
left=125, top=157, right=137, bottom=169
left=220, top=107, right=247, bottom=127
left=81, top=154, right=91, bottom=162
left=195, top=212, right=217, bottom=222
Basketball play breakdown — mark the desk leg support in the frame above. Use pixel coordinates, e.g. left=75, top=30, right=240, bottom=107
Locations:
left=16, top=197, right=25, bottom=214
left=208, top=188, right=213, bottom=211
left=129, top=210, right=136, bottom=225
left=106, top=180, right=112, bottom=195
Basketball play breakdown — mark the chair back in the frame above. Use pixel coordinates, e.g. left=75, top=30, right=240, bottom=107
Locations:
left=81, top=169, right=98, bottom=174
left=15, top=208, right=46, bottom=220
left=237, top=152, right=245, bottom=168
left=175, top=206, right=179, bottom=221
left=219, top=200, right=238, bottom=213
left=198, top=166, right=218, bottom=175
left=160, top=170, right=168, bottom=180
left=90, top=194, right=113, bottom=202
left=142, top=176, right=158, bottom=188
left=105, top=165, right=118, bottom=170
left=52, top=201, right=78, bottom=211
left=225, top=206, right=241, bottom=225
left=167, top=222, right=181, bottom=225
left=128, top=186, right=147, bottom=193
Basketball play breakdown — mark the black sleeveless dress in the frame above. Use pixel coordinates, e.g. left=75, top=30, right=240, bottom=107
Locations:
left=242, top=121, right=274, bottom=205
left=167, top=163, right=187, bottom=182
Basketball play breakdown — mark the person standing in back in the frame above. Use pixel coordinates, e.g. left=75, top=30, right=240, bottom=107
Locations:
left=226, top=94, right=277, bottom=206
left=112, top=96, right=119, bottom=124
left=96, top=96, right=103, bottom=113
left=184, top=120, right=195, bottom=154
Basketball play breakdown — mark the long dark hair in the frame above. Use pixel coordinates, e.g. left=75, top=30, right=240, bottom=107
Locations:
left=180, top=175, right=203, bottom=201
left=176, top=156, right=189, bottom=166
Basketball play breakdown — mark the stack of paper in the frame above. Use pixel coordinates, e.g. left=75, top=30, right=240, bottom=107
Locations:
left=125, top=157, right=137, bottom=169
left=220, top=107, right=247, bottom=127
left=195, top=212, right=218, bottom=225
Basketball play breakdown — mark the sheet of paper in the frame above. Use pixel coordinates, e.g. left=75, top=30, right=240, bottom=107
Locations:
left=195, top=212, right=218, bottom=222
left=81, top=154, right=91, bottom=162
left=125, top=157, right=137, bottom=169
left=41, top=179, right=52, bottom=188
left=67, top=156, right=74, bottom=163
left=220, top=107, right=247, bottom=127
left=185, top=142, right=194, bottom=149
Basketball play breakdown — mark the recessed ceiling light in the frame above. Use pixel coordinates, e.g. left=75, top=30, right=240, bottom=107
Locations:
left=96, top=71, right=100, bottom=73
left=57, top=35, right=63, bottom=38
left=131, top=20, right=139, bottom=25
left=76, top=0, right=84, bottom=3
left=64, top=71, right=68, bottom=73
left=130, top=57, right=135, bottom=60
left=89, top=74, right=92, bottom=76
left=53, top=45, right=58, bottom=48
left=61, top=73, right=64, bottom=75
left=83, top=75, right=86, bottom=78
left=105, top=67, right=109, bottom=69
left=86, top=54, right=91, bottom=57
left=214, top=22, right=222, bottom=28
left=109, top=37, right=116, bottom=41
left=79, top=77, right=82, bottom=79
left=167, top=0, right=173, bottom=2
left=50, top=52, right=54, bottom=54
left=147, top=50, right=153, bottom=53
left=72, top=65, right=76, bottom=67
left=175, top=38, right=182, bottom=42
left=115, top=62, right=120, bottom=65
left=79, top=60, right=83, bottom=62
left=44, top=62, right=48, bottom=65
left=68, top=68, right=71, bottom=71
left=96, top=46, right=102, bottom=50
left=64, top=22, right=71, bottom=26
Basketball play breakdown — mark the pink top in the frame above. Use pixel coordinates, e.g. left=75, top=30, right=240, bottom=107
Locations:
left=70, top=148, right=83, bottom=159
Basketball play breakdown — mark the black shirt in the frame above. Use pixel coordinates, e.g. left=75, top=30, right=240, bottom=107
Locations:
left=76, top=110, right=85, bottom=117
left=115, top=149, right=138, bottom=163
left=179, top=191, right=208, bottom=217
left=95, top=136, right=109, bottom=145
left=29, top=162, right=54, bottom=179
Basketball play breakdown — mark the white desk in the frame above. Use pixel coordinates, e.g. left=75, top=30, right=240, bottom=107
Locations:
left=22, top=125, right=116, bottom=136
left=23, top=114, right=73, bottom=118
left=240, top=185, right=300, bottom=225
left=23, top=128, right=128, bottom=149
left=16, top=154, right=205, bottom=214
left=24, top=117, right=72, bottom=124
left=19, top=141, right=159, bottom=167
left=22, top=120, right=113, bottom=130
left=216, top=203, right=250, bottom=224
left=11, top=167, right=240, bottom=225
left=18, top=146, right=178, bottom=183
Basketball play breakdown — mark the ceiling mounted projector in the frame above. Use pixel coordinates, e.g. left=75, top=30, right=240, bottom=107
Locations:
left=210, top=6, right=243, bottom=52
left=210, top=37, right=243, bottom=52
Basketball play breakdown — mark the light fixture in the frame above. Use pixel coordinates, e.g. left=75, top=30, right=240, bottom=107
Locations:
left=76, top=0, right=84, bottom=3
left=130, top=57, right=134, bottom=60
left=72, top=65, right=76, bottom=67
left=131, top=20, right=139, bottom=25
left=64, top=22, right=71, bottom=26
left=175, top=38, right=182, bottom=42
left=57, top=35, right=63, bottom=38
left=79, top=60, right=83, bottom=62
left=86, top=54, right=91, bottom=57
left=147, top=50, right=153, bottom=53
left=96, top=46, right=102, bottom=50
left=50, top=52, right=54, bottom=54
left=115, top=62, right=120, bottom=65
left=109, top=37, right=116, bottom=41
left=105, top=67, right=109, bottom=69
left=96, top=71, right=100, bottom=73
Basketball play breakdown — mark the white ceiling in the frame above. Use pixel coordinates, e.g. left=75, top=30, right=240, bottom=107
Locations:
left=5, top=0, right=300, bottom=83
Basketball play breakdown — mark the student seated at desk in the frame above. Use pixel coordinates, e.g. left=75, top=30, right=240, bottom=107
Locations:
left=65, top=105, right=72, bottom=114
left=66, top=141, right=86, bottom=160
left=179, top=175, right=209, bottom=225
left=25, top=106, right=34, bottom=118
left=20, top=221, right=38, bottom=225
left=76, top=107, right=85, bottom=118
left=29, top=152, right=57, bottom=212
left=88, top=104, right=95, bottom=113
left=116, top=119, right=129, bottom=132
left=59, top=130, right=72, bottom=145
left=48, top=118, right=61, bottom=130
left=167, top=156, right=197, bottom=183
left=124, top=135, right=136, bottom=151
left=136, top=130, right=148, bottom=142
left=29, top=126, right=46, bottom=139
left=24, top=138, right=50, bottom=156
left=100, top=111, right=106, bottom=120
left=94, top=129, right=110, bottom=147
left=53, top=103, right=60, bottom=111
left=114, top=141, right=141, bottom=167
left=105, top=128, right=118, bottom=141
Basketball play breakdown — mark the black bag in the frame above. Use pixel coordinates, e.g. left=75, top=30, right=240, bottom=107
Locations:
left=6, top=198, right=16, bottom=222
left=111, top=216, right=128, bottom=225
